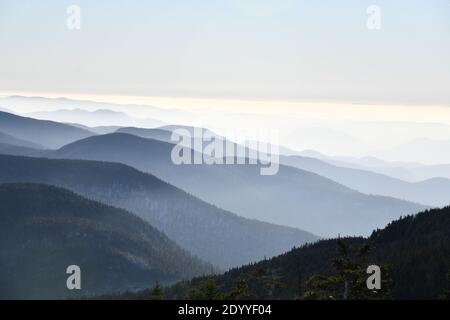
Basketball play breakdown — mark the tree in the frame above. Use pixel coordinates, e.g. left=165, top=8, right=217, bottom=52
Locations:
left=298, top=239, right=391, bottom=300
left=297, top=274, right=341, bottom=300
left=226, top=278, right=253, bottom=300
left=185, top=276, right=224, bottom=300
left=150, top=281, right=163, bottom=300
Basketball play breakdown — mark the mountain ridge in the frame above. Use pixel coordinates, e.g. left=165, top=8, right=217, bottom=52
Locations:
left=0, top=111, right=95, bottom=148
left=0, top=183, right=213, bottom=299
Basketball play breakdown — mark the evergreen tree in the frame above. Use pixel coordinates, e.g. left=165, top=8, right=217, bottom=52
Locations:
left=185, top=276, right=224, bottom=300
left=298, top=239, right=391, bottom=300
left=226, top=278, right=254, bottom=300
left=150, top=281, right=163, bottom=300
left=250, top=266, right=284, bottom=299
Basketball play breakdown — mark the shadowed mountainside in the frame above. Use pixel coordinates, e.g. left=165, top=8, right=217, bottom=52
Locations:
left=0, top=183, right=213, bottom=299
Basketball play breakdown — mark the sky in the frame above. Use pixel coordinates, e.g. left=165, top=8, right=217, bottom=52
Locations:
left=0, top=0, right=449, bottom=105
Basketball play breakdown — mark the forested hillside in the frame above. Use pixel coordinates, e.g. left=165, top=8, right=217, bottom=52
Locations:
left=0, top=183, right=212, bottom=299
left=110, top=206, right=450, bottom=300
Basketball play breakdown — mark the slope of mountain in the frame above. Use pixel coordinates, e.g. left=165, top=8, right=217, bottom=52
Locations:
left=160, top=205, right=450, bottom=300
left=116, top=127, right=174, bottom=143
left=70, top=124, right=123, bottom=135
left=0, top=111, right=94, bottom=148
left=0, top=143, right=45, bottom=157
left=280, top=155, right=450, bottom=207
left=0, top=155, right=318, bottom=269
left=27, top=109, right=164, bottom=128
left=0, top=130, right=43, bottom=149
left=291, top=150, right=450, bottom=183
left=115, top=125, right=222, bottom=148
left=50, top=133, right=426, bottom=237
left=0, top=183, right=212, bottom=299
left=158, top=125, right=220, bottom=136
left=354, top=162, right=450, bottom=183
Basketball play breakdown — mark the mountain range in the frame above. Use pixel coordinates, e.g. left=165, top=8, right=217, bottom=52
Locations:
left=0, top=107, right=448, bottom=300
left=0, top=111, right=434, bottom=236
left=280, top=154, right=450, bottom=207
left=291, top=149, right=450, bottom=183
left=0, top=155, right=318, bottom=269
left=27, top=108, right=165, bottom=129
left=116, top=125, right=450, bottom=207
left=47, top=133, right=427, bottom=237
left=0, top=95, right=195, bottom=125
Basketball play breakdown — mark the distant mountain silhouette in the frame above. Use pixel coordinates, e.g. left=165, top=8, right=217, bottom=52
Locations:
left=0, top=111, right=94, bottom=148
left=0, top=183, right=212, bottom=299
left=49, top=133, right=426, bottom=237
left=347, top=160, right=450, bottom=184
left=295, top=150, right=422, bottom=169
left=288, top=149, right=450, bottom=183
left=280, top=155, right=450, bottom=207
left=0, top=155, right=318, bottom=269
left=0, top=95, right=193, bottom=125
left=27, top=108, right=165, bottom=128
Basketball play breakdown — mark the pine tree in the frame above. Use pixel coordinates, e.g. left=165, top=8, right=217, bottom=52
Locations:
left=185, top=276, right=224, bottom=300
left=298, top=239, right=392, bottom=300
left=226, top=278, right=253, bottom=300
left=250, top=266, right=284, bottom=299
left=150, top=281, right=163, bottom=300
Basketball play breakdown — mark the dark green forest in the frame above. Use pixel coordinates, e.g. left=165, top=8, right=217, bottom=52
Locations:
left=101, top=206, right=450, bottom=300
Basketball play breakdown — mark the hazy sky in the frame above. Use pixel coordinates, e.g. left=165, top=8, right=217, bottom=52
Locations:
left=1, top=0, right=449, bottom=104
